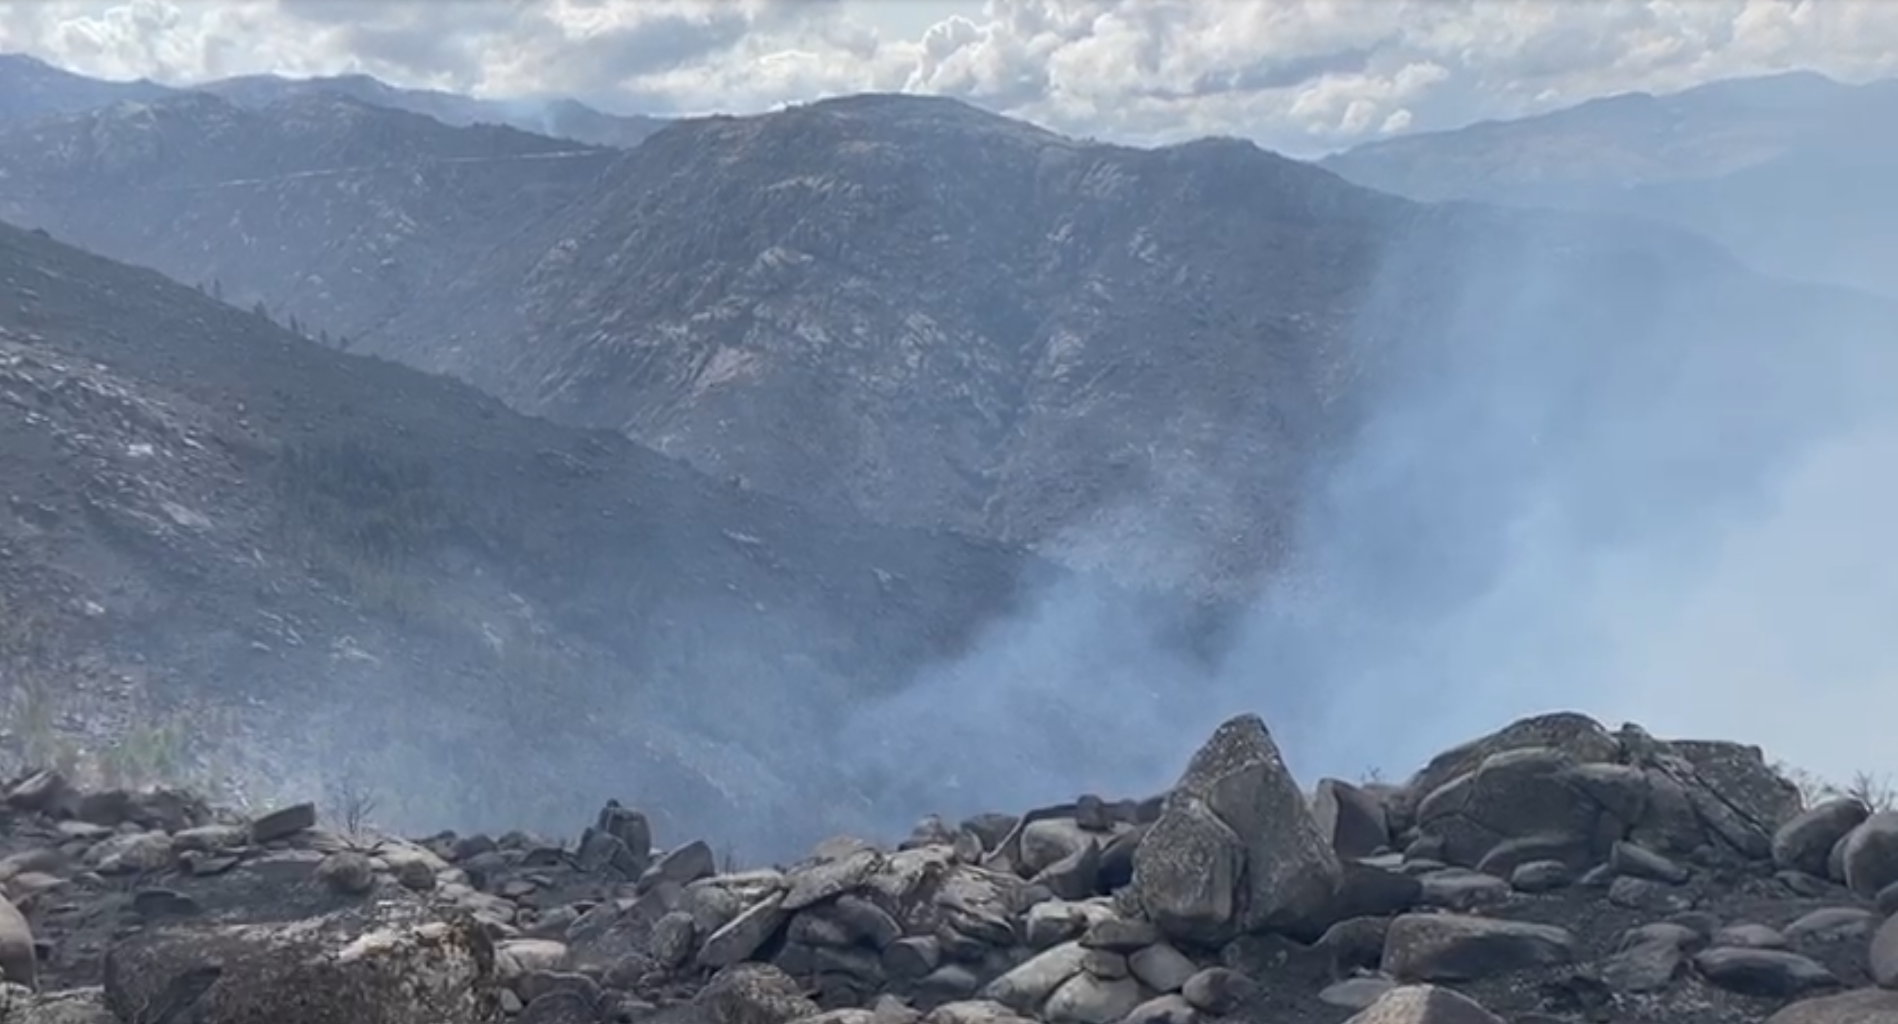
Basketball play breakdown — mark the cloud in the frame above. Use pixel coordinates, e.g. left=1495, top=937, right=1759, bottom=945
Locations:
left=5, top=0, right=1898, bottom=152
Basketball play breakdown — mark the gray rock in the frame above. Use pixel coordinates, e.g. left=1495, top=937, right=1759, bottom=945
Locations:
left=1870, top=912, right=1898, bottom=989
left=697, top=963, right=820, bottom=1024
left=1841, top=812, right=1898, bottom=899
left=699, top=892, right=791, bottom=969
left=315, top=851, right=377, bottom=895
left=1509, top=860, right=1573, bottom=892
left=101, top=904, right=499, bottom=1024
left=0, top=896, right=37, bottom=991
left=983, top=941, right=1088, bottom=1013
left=1179, top=967, right=1255, bottom=1015
left=1382, top=913, right=1577, bottom=982
left=1693, top=947, right=1838, bottom=998
left=1319, top=976, right=1395, bottom=1010
left=1042, top=971, right=1142, bottom=1024
left=1341, top=984, right=1506, bottom=1024
left=1774, top=799, right=1872, bottom=877
left=249, top=802, right=318, bottom=843
left=1132, top=714, right=1340, bottom=943
left=1610, top=841, right=1689, bottom=884
left=1127, top=943, right=1196, bottom=993
left=1783, top=907, right=1875, bottom=944
left=1313, top=778, right=1391, bottom=858
left=1763, top=988, right=1898, bottom=1024
left=1118, top=993, right=1197, bottom=1024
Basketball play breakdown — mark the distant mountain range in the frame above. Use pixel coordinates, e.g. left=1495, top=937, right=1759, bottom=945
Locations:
left=0, top=51, right=668, bottom=148
left=1323, top=70, right=1898, bottom=298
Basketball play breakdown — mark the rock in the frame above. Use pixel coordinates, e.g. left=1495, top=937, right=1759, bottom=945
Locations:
left=1042, top=971, right=1142, bottom=1024
left=1119, top=993, right=1197, bottom=1024
left=642, top=840, right=717, bottom=891
left=1319, top=976, right=1395, bottom=1011
left=1692, top=947, right=1838, bottom=998
left=1601, top=929, right=1688, bottom=994
left=700, top=892, right=791, bottom=969
left=1382, top=913, right=1577, bottom=982
left=1020, top=819, right=1094, bottom=876
left=1394, top=713, right=1621, bottom=834
left=1127, top=943, right=1196, bottom=993
left=1783, top=907, right=1875, bottom=944
left=1341, top=984, right=1506, bottom=1024
left=1609, top=841, right=1689, bottom=884
left=1509, top=860, right=1573, bottom=893
left=1414, top=747, right=1611, bottom=869
left=1764, top=987, right=1898, bottom=1024
left=1841, top=812, right=1898, bottom=898
left=101, top=905, right=500, bottom=1023
left=5, top=771, right=72, bottom=814
left=518, top=989, right=599, bottom=1024
left=1774, top=799, right=1871, bottom=876
left=316, top=850, right=378, bottom=895
left=1313, top=778, right=1391, bottom=858
left=85, top=831, right=173, bottom=874
left=1132, top=714, right=1341, bottom=944
left=248, top=802, right=318, bottom=843
left=0, top=984, right=113, bottom=1023
left=1870, top=912, right=1898, bottom=990
left=784, top=847, right=883, bottom=910
left=1179, top=967, right=1256, bottom=1015
left=697, top=962, right=820, bottom=1024
left=983, top=941, right=1088, bottom=1013
left=1079, top=917, right=1157, bottom=953
left=0, top=896, right=37, bottom=990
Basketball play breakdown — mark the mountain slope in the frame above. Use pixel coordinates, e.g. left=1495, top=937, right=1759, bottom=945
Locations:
left=0, top=52, right=172, bottom=129
left=1319, top=71, right=1884, bottom=200
left=0, top=91, right=616, bottom=343
left=0, top=215, right=1059, bottom=852
left=1321, top=71, right=1898, bottom=297
left=366, top=94, right=1897, bottom=594
left=199, top=71, right=669, bottom=148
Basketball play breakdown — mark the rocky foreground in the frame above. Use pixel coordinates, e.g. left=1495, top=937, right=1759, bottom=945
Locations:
left=1, top=711, right=1896, bottom=1024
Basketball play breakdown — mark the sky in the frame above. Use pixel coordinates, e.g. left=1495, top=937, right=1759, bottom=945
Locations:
left=2, top=0, right=1897, bottom=156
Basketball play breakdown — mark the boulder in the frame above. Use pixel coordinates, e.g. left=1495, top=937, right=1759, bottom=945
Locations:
left=102, top=906, right=500, bottom=1023
left=1132, top=714, right=1340, bottom=944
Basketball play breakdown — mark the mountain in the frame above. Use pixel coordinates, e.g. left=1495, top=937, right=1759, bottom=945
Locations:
left=0, top=90, right=617, bottom=343
left=0, top=214, right=1070, bottom=850
left=365, top=94, right=1896, bottom=592
left=199, top=71, right=670, bottom=149
left=5, top=91, right=1892, bottom=599
left=1321, top=71, right=1898, bottom=297
left=0, top=52, right=172, bottom=129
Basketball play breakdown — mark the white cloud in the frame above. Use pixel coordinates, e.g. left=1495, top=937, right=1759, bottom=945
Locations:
left=2, top=0, right=1898, bottom=154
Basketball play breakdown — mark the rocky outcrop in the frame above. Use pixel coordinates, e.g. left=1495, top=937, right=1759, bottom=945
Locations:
left=0, top=709, right=1891, bottom=1024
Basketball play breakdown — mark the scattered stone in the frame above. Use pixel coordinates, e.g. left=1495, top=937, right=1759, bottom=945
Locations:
left=1382, top=914, right=1577, bottom=982
left=1343, top=983, right=1506, bottom=1024
left=249, top=802, right=318, bottom=843
left=1692, top=947, right=1839, bottom=998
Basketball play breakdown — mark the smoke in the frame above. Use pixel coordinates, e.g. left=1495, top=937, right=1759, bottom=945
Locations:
left=825, top=200, right=1898, bottom=837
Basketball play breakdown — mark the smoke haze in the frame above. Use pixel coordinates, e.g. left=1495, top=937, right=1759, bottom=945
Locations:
left=823, top=202, right=1898, bottom=841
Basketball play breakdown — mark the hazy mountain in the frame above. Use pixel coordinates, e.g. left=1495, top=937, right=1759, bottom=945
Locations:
left=0, top=91, right=617, bottom=343
left=0, top=214, right=1070, bottom=849
left=0, top=52, right=172, bottom=128
left=363, top=94, right=1894, bottom=593
left=1322, top=71, right=1898, bottom=296
left=199, top=71, right=670, bottom=149
left=6, top=89, right=1892, bottom=599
